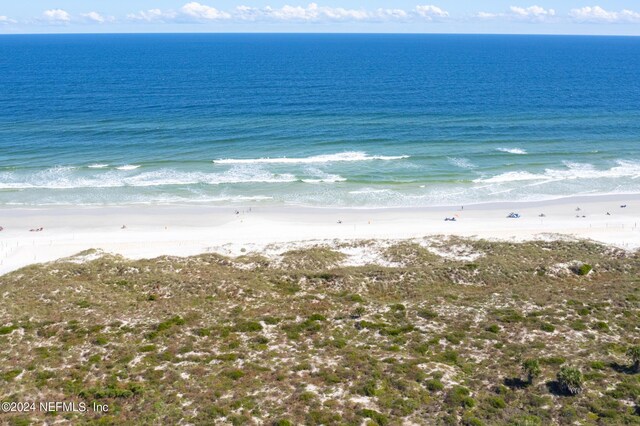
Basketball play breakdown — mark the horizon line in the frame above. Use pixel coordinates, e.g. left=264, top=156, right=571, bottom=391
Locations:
left=1, top=31, right=639, bottom=37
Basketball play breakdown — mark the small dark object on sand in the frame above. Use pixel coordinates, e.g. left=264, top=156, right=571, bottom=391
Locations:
left=337, top=220, right=342, bottom=224
left=538, top=213, right=546, bottom=217
left=621, top=205, right=627, bottom=208
left=445, top=217, right=457, bottom=222
left=507, top=212, right=520, bottom=219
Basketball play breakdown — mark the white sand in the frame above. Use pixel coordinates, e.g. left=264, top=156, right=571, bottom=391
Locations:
left=1, top=193, right=639, bottom=275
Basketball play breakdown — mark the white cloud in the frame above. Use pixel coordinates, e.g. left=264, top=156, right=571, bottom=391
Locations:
left=509, top=5, right=555, bottom=20
left=82, top=12, right=107, bottom=24
left=181, top=2, right=231, bottom=20
left=43, top=9, right=71, bottom=24
left=127, top=3, right=448, bottom=24
left=415, top=5, right=449, bottom=20
left=254, top=3, right=370, bottom=22
left=476, top=12, right=498, bottom=19
left=569, top=6, right=640, bottom=23
left=127, top=9, right=177, bottom=22
left=476, top=5, right=555, bottom=22
left=375, top=8, right=410, bottom=20
left=234, top=3, right=447, bottom=22
left=0, top=15, right=17, bottom=24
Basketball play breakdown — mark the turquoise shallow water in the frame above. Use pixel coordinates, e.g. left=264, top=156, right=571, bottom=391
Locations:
left=1, top=34, right=639, bottom=207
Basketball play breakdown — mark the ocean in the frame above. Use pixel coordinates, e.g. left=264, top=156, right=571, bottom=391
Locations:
left=1, top=33, right=639, bottom=208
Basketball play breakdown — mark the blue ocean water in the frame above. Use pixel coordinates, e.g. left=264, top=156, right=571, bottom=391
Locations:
left=1, top=34, right=639, bottom=207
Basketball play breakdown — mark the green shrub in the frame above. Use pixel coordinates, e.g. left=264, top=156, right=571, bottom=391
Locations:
left=570, top=320, right=587, bottom=331
left=417, top=309, right=438, bottom=320
left=155, top=316, right=185, bottom=334
left=593, top=321, right=610, bottom=332
left=508, top=415, right=542, bottom=426
left=308, top=314, right=327, bottom=321
left=445, top=386, right=475, bottom=409
left=487, top=396, right=506, bottom=409
left=79, top=383, right=143, bottom=399
left=627, top=346, right=640, bottom=372
left=494, top=309, right=525, bottom=323
left=0, top=324, right=18, bottom=335
left=557, top=366, right=584, bottom=395
left=139, top=344, right=156, bottom=353
left=426, top=379, right=444, bottom=391
left=522, top=359, right=541, bottom=385
left=224, top=369, right=245, bottom=380
left=234, top=321, right=263, bottom=333
left=540, top=323, right=555, bottom=333
left=358, top=380, right=378, bottom=397
left=463, top=417, right=484, bottom=426
left=541, top=356, right=565, bottom=366
left=486, top=324, right=500, bottom=333
left=1, top=369, right=22, bottom=381
left=575, top=264, right=593, bottom=276
left=360, top=409, right=388, bottom=426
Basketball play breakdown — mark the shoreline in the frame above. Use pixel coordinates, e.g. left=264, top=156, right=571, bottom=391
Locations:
left=1, top=193, right=639, bottom=276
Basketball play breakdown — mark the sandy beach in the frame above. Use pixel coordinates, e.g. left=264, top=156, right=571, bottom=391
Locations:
left=1, top=193, right=638, bottom=276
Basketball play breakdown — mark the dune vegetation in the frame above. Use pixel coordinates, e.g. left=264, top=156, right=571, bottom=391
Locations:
left=1, top=237, right=639, bottom=425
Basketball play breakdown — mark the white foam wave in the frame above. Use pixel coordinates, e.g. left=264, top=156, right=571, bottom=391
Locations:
left=116, top=165, right=140, bottom=171
left=474, top=160, right=640, bottom=184
left=496, top=148, right=528, bottom=155
left=349, top=189, right=392, bottom=195
left=0, top=166, right=325, bottom=189
left=88, top=164, right=109, bottom=169
left=213, top=151, right=409, bottom=165
left=302, top=176, right=347, bottom=183
left=448, top=157, right=477, bottom=169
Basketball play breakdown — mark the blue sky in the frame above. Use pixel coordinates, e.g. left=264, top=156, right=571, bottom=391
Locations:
left=1, top=1, right=639, bottom=34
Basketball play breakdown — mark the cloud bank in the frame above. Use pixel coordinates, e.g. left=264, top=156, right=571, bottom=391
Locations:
left=0, top=15, right=16, bottom=24
left=7, top=4, right=640, bottom=29
left=569, top=6, right=640, bottom=23
left=477, top=5, right=556, bottom=22
left=126, top=3, right=451, bottom=23
left=42, top=9, right=71, bottom=24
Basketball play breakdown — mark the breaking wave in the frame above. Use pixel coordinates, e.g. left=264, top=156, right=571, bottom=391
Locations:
left=213, top=151, right=409, bottom=165
left=474, top=160, right=640, bottom=184
left=0, top=165, right=347, bottom=189
left=496, top=147, right=528, bottom=155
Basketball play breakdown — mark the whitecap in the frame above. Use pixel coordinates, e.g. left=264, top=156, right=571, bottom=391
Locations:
left=88, top=164, right=109, bottom=169
left=116, top=165, right=141, bottom=171
left=496, top=148, right=528, bottom=155
left=0, top=166, right=298, bottom=189
left=348, top=189, right=392, bottom=195
left=448, top=157, right=477, bottom=169
left=474, top=159, right=640, bottom=184
left=213, top=151, right=409, bottom=165
left=301, top=176, right=347, bottom=183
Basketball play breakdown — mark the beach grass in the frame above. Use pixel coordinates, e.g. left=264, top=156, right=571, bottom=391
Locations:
left=0, top=239, right=639, bottom=425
